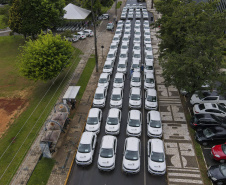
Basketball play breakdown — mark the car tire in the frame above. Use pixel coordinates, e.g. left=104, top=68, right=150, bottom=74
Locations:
left=217, top=181, right=223, bottom=185
left=219, top=159, right=225, bottom=163
left=202, top=142, right=208, bottom=146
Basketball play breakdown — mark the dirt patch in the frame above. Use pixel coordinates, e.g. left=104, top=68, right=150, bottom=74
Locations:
left=0, top=97, right=29, bottom=138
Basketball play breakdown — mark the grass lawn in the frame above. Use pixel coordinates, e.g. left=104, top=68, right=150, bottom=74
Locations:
left=0, top=35, right=82, bottom=184
left=27, top=158, right=55, bottom=185
left=116, top=1, right=122, bottom=9
left=0, top=15, right=7, bottom=29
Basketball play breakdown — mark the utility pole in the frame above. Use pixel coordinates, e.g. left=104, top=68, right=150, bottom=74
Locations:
left=151, top=0, right=154, bottom=9
left=91, top=0, right=99, bottom=72
left=115, top=0, right=118, bottom=22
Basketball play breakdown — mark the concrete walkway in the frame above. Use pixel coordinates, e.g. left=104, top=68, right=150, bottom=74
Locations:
left=146, top=1, right=204, bottom=185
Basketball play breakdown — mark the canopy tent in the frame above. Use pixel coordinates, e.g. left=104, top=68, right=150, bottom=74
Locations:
left=63, top=3, right=91, bottom=20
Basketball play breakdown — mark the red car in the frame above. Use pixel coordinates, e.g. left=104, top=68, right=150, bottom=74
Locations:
left=211, top=143, right=226, bottom=163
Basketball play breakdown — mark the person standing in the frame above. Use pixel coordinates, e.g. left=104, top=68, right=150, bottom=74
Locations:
left=130, top=68, right=134, bottom=79
left=141, top=63, right=144, bottom=73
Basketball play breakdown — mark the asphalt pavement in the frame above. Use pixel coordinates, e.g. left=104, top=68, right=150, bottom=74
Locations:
left=67, top=1, right=167, bottom=185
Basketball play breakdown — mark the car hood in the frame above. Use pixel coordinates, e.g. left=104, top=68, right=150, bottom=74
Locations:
left=208, top=165, right=225, bottom=180
left=145, top=100, right=157, bottom=107
left=212, top=145, right=226, bottom=157
left=103, top=69, right=112, bottom=73
left=131, top=81, right=141, bottom=87
left=110, top=99, right=122, bottom=106
left=148, top=158, right=166, bottom=172
left=144, top=82, right=155, bottom=88
left=105, top=124, right=120, bottom=132
left=76, top=152, right=92, bottom=162
left=127, top=125, right=141, bottom=134
left=86, top=124, right=99, bottom=132
left=113, top=83, right=123, bottom=88
left=148, top=126, right=162, bottom=135
left=98, top=83, right=108, bottom=88
left=123, top=158, right=140, bottom=170
left=98, top=156, right=115, bottom=167
left=93, top=99, right=105, bottom=105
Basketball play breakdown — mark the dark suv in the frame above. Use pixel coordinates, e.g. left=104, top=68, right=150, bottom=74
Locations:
left=195, top=126, right=226, bottom=146
left=190, top=114, right=226, bottom=130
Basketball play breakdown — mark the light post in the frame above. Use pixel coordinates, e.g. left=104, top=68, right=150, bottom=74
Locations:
left=91, top=0, right=99, bottom=72
left=101, top=45, right=104, bottom=63
left=115, top=0, right=118, bottom=23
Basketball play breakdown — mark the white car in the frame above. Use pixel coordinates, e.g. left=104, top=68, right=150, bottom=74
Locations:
left=93, top=87, right=107, bottom=108
left=133, top=35, right=141, bottom=44
left=144, top=26, right=150, bottom=33
left=117, top=60, right=127, bottom=74
left=113, top=72, right=125, bottom=89
left=121, top=13, right=127, bottom=19
left=83, top=29, right=94, bottom=37
left=103, top=60, right=114, bottom=74
left=144, top=72, right=155, bottom=89
left=124, top=30, right=131, bottom=38
left=110, top=43, right=118, bottom=54
left=115, top=30, right=122, bottom=39
left=116, top=24, right=123, bottom=31
left=131, top=72, right=141, bottom=88
left=128, top=13, right=133, bottom=19
left=144, top=31, right=151, bottom=38
left=132, top=50, right=141, bottom=63
left=145, top=52, right=154, bottom=63
left=133, top=43, right=141, bottom=52
left=126, top=110, right=142, bottom=137
left=112, top=35, right=120, bottom=45
left=106, top=49, right=117, bottom=64
left=143, top=13, right=149, bottom=19
left=147, top=139, right=166, bottom=175
left=147, top=111, right=162, bottom=138
left=98, top=73, right=110, bottom=90
left=122, top=137, right=141, bottom=174
left=119, top=50, right=128, bottom=63
left=77, top=32, right=86, bottom=39
left=144, top=44, right=153, bottom=54
left=121, top=42, right=129, bottom=54
left=145, top=89, right=158, bottom=110
left=105, top=108, right=121, bottom=135
left=193, top=103, right=226, bottom=117
left=135, top=20, right=141, bottom=26
left=136, top=12, right=141, bottom=19
left=134, top=25, right=141, bottom=32
left=143, top=20, right=149, bottom=27
left=118, top=20, right=124, bottom=26
left=122, top=36, right=130, bottom=45
left=98, top=135, right=117, bottom=171
left=85, top=108, right=102, bottom=133
left=144, top=36, right=152, bottom=45
left=125, top=20, right=131, bottom=26
left=131, top=60, right=140, bottom=72
left=144, top=61, right=154, bottom=73
left=134, top=30, right=141, bottom=37
left=129, top=87, right=142, bottom=109
left=76, top=132, right=97, bottom=165
left=110, top=88, right=123, bottom=108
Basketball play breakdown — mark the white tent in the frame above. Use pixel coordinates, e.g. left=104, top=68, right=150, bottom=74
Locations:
left=63, top=3, right=91, bottom=20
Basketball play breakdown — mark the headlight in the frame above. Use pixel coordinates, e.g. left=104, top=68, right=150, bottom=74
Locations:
left=211, top=177, right=217, bottom=181
left=215, top=154, right=220, bottom=158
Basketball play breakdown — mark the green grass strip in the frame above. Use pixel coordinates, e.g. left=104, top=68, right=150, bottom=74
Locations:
left=27, top=158, right=55, bottom=185
left=116, top=1, right=122, bottom=9
left=0, top=47, right=82, bottom=185
left=76, top=56, right=96, bottom=101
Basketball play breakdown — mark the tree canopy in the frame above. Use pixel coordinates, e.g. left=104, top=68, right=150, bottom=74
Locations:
left=9, top=0, right=65, bottom=38
left=154, top=0, right=226, bottom=94
left=18, top=32, right=73, bottom=81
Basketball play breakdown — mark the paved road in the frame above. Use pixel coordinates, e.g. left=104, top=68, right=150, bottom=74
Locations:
left=67, top=0, right=167, bottom=185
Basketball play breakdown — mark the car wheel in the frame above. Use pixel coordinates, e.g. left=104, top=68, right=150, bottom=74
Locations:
left=202, top=142, right=208, bottom=146
left=220, top=159, right=225, bottom=163
left=196, top=127, right=202, bottom=131
left=217, top=181, right=223, bottom=185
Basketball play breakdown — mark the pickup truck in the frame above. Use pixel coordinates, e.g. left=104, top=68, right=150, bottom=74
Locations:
left=190, top=90, right=226, bottom=106
left=106, top=22, right=114, bottom=31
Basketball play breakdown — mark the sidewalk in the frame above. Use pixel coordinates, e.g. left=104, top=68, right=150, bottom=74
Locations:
left=147, top=1, right=204, bottom=184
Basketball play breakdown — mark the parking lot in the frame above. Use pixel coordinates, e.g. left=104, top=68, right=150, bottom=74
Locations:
left=67, top=0, right=167, bottom=185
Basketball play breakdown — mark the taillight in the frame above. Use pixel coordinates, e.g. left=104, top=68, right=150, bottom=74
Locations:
left=195, top=111, right=199, bottom=113
left=193, top=123, right=197, bottom=126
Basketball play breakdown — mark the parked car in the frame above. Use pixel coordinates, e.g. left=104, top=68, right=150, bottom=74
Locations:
left=130, top=71, right=141, bottom=88
left=190, top=114, right=226, bottom=130
left=93, top=87, right=107, bottom=108
left=97, top=135, right=117, bottom=171
left=119, top=50, right=128, bottom=63
left=144, top=44, right=153, bottom=54
left=106, top=49, right=117, bottom=64
left=144, top=61, right=154, bottom=74
left=144, top=36, right=152, bottom=45
left=113, top=73, right=125, bottom=89
left=131, top=60, right=140, bottom=72
left=105, top=108, right=121, bottom=135
left=126, top=110, right=142, bottom=137
left=83, top=29, right=94, bottom=37
left=109, top=43, right=118, bottom=54
left=195, top=126, right=226, bottom=146
left=132, top=50, right=141, bottom=63
left=117, top=60, right=127, bottom=74
left=107, top=22, right=114, bottom=31
left=211, top=143, right=226, bottom=163
left=120, top=42, right=129, bottom=54
left=103, top=60, right=114, bottom=74
left=208, top=164, right=226, bottom=185
left=147, top=111, right=162, bottom=138
left=122, top=137, right=141, bottom=174
left=129, top=87, right=142, bottom=109
left=144, top=72, right=155, bottom=89
left=145, top=89, right=158, bottom=110
left=193, top=103, right=226, bottom=118
left=112, top=35, right=120, bottom=45
left=121, top=13, right=127, bottom=19
left=98, top=73, right=110, bottom=90
left=110, top=88, right=123, bottom=108
left=76, top=132, right=97, bottom=165
left=190, top=91, right=226, bottom=106
left=85, top=108, right=102, bottom=133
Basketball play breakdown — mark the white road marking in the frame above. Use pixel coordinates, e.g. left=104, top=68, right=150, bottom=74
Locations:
left=167, top=168, right=200, bottom=172
left=168, top=178, right=203, bottom=184
left=168, top=172, right=201, bottom=178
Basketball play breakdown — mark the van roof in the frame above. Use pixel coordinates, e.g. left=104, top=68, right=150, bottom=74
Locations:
left=131, top=87, right=141, bottom=94
left=126, top=137, right=139, bottom=151
left=129, top=110, right=140, bottom=120
left=132, top=72, right=141, bottom=77
left=101, top=135, right=115, bottom=149
left=100, top=73, right=109, bottom=78
left=88, top=108, right=101, bottom=118
left=115, top=72, right=124, bottom=78
left=112, top=87, right=122, bottom=95
left=80, top=131, right=94, bottom=144
left=108, top=108, right=120, bottom=118
left=95, top=87, right=105, bottom=94
left=145, top=72, right=154, bottom=78
left=147, top=89, right=157, bottom=96
left=151, top=139, right=164, bottom=153
left=150, top=110, right=161, bottom=121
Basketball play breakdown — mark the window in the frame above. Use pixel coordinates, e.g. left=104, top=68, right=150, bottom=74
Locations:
left=203, top=97, right=218, bottom=101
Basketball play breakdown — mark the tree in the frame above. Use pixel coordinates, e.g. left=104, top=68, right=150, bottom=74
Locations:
left=0, top=4, right=10, bottom=28
left=18, top=32, right=74, bottom=81
left=154, top=0, right=226, bottom=94
left=9, top=0, right=65, bottom=39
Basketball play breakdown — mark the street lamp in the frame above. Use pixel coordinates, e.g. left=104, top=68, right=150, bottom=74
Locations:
left=91, top=0, right=99, bottom=72
left=101, top=45, right=104, bottom=64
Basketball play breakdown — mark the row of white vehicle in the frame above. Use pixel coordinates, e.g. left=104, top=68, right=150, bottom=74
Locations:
left=121, top=4, right=149, bottom=20
left=76, top=5, right=166, bottom=175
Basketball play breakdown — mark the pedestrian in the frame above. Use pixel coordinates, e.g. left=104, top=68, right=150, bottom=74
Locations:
left=141, top=63, right=144, bottom=73
left=116, top=20, right=118, bottom=25
left=108, top=15, right=109, bottom=20
left=130, top=68, right=134, bottom=79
